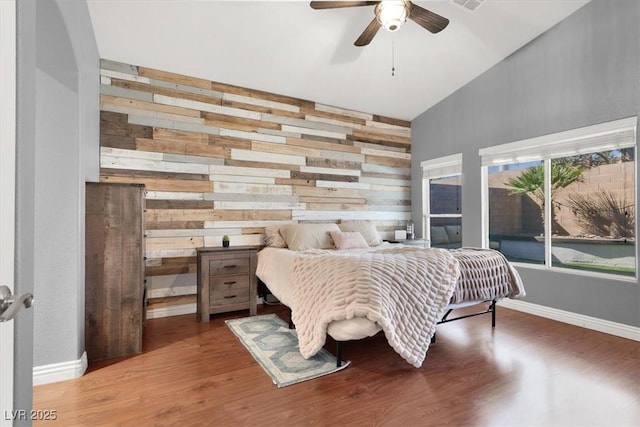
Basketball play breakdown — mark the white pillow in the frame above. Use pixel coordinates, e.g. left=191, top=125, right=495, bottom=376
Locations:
left=279, top=223, right=340, bottom=251
left=263, top=226, right=287, bottom=248
left=430, top=227, right=450, bottom=245
left=338, top=220, right=382, bottom=246
left=330, top=231, right=369, bottom=250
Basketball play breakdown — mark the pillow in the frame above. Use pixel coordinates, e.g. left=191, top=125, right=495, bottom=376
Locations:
left=263, top=226, right=287, bottom=248
left=279, top=223, right=340, bottom=251
left=330, top=231, right=369, bottom=250
left=445, top=225, right=462, bottom=243
left=338, top=220, right=382, bottom=246
left=430, top=226, right=450, bottom=245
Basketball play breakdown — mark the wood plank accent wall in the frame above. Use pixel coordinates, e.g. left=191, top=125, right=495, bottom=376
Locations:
left=98, top=59, right=412, bottom=318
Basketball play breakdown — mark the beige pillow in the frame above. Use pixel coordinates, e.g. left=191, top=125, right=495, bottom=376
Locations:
left=430, top=226, right=450, bottom=245
left=279, top=223, right=340, bottom=251
left=263, top=226, right=287, bottom=248
left=338, top=220, right=382, bottom=246
left=330, top=231, right=369, bottom=250
left=445, top=225, right=462, bottom=243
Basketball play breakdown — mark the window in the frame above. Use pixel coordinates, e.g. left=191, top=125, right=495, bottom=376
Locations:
left=421, top=154, right=462, bottom=249
left=480, top=117, right=637, bottom=278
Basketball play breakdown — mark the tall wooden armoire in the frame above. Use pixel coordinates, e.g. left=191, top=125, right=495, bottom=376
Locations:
left=85, top=182, right=145, bottom=362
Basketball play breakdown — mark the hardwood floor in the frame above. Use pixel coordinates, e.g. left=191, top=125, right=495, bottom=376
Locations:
left=34, top=304, right=639, bottom=426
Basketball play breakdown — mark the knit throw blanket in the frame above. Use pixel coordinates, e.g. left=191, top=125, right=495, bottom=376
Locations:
left=449, top=248, right=526, bottom=304
left=291, top=246, right=460, bottom=368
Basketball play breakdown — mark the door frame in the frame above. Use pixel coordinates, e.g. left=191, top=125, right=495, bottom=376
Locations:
left=0, top=0, right=17, bottom=424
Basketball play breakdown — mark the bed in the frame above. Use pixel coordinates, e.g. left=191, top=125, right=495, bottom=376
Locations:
left=256, top=222, right=525, bottom=368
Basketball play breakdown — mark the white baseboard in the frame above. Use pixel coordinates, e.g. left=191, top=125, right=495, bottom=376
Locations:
left=33, top=351, right=87, bottom=386
left=146, top=303, right=196, bottom=319
left=498, top=299, right=640, bottom=342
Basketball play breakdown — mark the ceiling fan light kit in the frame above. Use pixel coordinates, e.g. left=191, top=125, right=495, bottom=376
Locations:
left=376, top=1, right=409, bottom=32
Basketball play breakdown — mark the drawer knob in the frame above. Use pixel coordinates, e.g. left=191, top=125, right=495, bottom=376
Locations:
left=223, top=281, right=236, bottom=285
left=223, top=295, right=237, bottom=299
left=224, top=265, right=237, bottom=269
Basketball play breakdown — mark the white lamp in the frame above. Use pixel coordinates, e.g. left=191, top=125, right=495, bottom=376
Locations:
left=376, top=0, right=409, bottom=32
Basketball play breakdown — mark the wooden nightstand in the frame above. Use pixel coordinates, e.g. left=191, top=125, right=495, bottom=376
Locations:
left=197, top=246, right=258, bottom=322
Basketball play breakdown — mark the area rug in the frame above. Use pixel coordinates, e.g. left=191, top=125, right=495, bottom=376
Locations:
left=226, top=313, right=349, bottom=388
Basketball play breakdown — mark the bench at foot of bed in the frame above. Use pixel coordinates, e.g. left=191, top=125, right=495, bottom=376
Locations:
left=333, top=299, right=498, bottom=368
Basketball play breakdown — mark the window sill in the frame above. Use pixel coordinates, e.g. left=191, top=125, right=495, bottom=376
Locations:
left=533, top=236, right=635, bottom=246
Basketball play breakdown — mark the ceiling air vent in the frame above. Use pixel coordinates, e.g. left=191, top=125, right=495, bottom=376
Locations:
left=452, top=0, right=484, bottom=12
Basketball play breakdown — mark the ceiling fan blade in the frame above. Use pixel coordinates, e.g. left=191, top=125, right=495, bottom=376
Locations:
left=408, top=2, right=449, bottom=33
left=310, top=1, right=379, bottom=10
left=354, top=17, right=381, bottom=46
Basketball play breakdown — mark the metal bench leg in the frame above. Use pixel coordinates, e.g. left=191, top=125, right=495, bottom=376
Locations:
left=491, top=300, right=496, bottom=328
left=287, top=307, right=294, bottom=329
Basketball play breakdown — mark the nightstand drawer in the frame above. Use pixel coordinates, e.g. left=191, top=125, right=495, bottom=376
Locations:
left=209, top=257, right=250, bottom=275
left=210, top=274, right=250, bottom=292
left=210, top=286, right=250, bottom=306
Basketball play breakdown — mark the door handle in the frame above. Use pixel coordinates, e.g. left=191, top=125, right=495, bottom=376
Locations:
left=0, top=285, right=34, bottom=322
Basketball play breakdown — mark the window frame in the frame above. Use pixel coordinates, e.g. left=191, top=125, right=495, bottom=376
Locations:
left=480, top=117, right=638, bottom=281
left=421, top=153, right=463, bottom=248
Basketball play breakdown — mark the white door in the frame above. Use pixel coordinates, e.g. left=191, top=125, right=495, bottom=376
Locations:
left=0, top=0, right=17, bottom=425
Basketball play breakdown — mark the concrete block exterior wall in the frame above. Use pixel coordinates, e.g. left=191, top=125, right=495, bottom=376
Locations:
left=488, top=163, right=635, bottom=237
left=98, top=59, right=412, bottom=315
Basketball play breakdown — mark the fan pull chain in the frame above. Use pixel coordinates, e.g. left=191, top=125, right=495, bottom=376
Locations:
left=391, top=37, right=396, bottom=76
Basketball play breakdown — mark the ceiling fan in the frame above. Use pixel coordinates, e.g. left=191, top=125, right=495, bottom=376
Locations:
left=310, top=1, right=450, bottom=47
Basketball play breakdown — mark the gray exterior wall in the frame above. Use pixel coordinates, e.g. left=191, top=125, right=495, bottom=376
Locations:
left=411, top=0, right=639, bottom=327
left=16, top=0, right=98, bottom=415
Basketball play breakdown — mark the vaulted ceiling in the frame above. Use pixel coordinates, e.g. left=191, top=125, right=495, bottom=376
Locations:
left=87, top=0, right=589, bottom=120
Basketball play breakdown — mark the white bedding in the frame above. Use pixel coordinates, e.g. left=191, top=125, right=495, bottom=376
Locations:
left=289, top=245, right=460, bottom=367
left=257, top=246, right=383, bottom=341
left=256, top=244, right=506, bottom=343
left=257, top=244, right=526, bottom=360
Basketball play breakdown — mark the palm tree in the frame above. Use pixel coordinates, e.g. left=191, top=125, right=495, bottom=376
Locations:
left=505, top=162, right=583, bottom=234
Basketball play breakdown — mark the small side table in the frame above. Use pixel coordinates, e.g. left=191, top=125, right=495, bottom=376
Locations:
left=196, top=246, right=258, bottom=322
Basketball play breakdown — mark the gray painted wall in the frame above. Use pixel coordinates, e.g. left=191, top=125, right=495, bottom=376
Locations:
left=16, top=0, right=98, bottom=414
left=411, top=0, right=639, bottom=327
